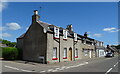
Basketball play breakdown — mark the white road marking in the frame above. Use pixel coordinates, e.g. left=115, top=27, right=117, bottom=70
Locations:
left=40, top=70, right=46, bottom=73
left=51, top=69, right=58, bottom=72
left=47, top=69, right=53, bottom=72
left=4, top=61, right=89, bottom=73
left=55, top=68, right=60, bottom=70
left=85, top=62, right=89, bottom=64
left=105, top=68, right=113, bottom=74
left=58, top=68, right=64, bottom=71
left=65, top=67, right=70, bottom=69
left=61, top=66, right=66, bottom=69
left=114, top=62, right=118, bottom=67
left=20, top=69, right=33, bottom=72
left=4, top=65, right=19, bottom=70
left=4, top=65, right=34, bottom=72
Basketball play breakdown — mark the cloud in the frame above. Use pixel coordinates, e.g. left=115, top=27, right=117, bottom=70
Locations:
left=0, top=26, right=6, bottom=31
left=0, top=33, right=11, bottom=37
left=87, top=32, right=102, bottom=38
left=92, top=34, right=102, bottom=37
left=103, top=27, right=118, bottom=32
left=6, top=22, right=21, bottom=30
left=0, top=0, right=8, bottom=12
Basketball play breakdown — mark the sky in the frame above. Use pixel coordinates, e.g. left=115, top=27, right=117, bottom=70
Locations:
left=1, top=2, right=119, bottom=46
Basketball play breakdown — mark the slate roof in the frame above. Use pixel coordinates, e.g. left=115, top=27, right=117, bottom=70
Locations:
left=106, top=46, right=118, bottom=52
left=17, top=20, right=95, bottom=41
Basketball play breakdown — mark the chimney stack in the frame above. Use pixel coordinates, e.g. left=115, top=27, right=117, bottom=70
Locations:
left=66, top=24, right=73, bottom=31
left=84, top=32, right=88, bottom=37
left=32, top=10, right=40, bottom=23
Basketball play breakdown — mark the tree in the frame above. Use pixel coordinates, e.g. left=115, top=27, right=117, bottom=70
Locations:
left=1, top=39, right=16, bottom=47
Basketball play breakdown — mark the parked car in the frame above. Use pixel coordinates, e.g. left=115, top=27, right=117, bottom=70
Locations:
left=105, top=52, right=114, bottom=57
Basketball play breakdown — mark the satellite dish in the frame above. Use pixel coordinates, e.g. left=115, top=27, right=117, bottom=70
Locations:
left=43, top=28, right=47, bottom=33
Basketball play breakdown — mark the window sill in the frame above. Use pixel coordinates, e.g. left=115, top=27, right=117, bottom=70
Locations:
left=54, top=37, right=59, bottom=39
left=63, top=39, right=67, bottom=41
left=52, top=58, right=58, bottom=60
left=63, top=57, right=67, bottom=59
left=75, top=56, right=78, bottom=58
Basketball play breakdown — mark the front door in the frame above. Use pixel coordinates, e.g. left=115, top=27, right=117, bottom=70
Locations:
left=69, top=48, right=72, bottom=61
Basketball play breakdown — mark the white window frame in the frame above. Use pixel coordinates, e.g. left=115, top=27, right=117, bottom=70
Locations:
left=74, top=33, right=77, bottom=41
left=63, top=30, right=67, bottom=40
left=63, top=48, right=67, bottom=58
left=84, top=50, right=88, bottom=56
left=54, top=27, right=59, bottom=39
left=53, top=47, right=57, bottom=58
left=75, top=48, right=78, bottom=58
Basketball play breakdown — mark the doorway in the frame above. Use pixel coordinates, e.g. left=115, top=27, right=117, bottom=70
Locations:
left=69, top=48, right=72, bottom=61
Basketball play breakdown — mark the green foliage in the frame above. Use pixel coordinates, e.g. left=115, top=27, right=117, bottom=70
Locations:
left=2, top=47, right=18, bottom=60
left=115, top=45, right=120, bottom=49
left=17, top=48, right=22, bottom=59
left=1, top=39, right=16, bottom=47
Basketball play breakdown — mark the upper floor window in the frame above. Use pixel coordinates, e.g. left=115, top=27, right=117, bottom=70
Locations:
left=74, top=33, right=77, bottom=41
left=54, top=27, right=59, bottom=39
left=63, top=30, right=67, bottom=40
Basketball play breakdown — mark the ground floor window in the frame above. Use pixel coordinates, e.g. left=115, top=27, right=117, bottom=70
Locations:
left=63, top=48, right=67, bottom=59
left=84, top=50, right=88, bottom=56
left=52, top=47, right=58, bottom=60
left=75, top=48, right=78, bottom=58
left=99, top=50, right=105, bottom=56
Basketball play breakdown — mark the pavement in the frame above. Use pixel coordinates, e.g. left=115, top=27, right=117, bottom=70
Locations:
left=1, top=55, right=120, bottom=74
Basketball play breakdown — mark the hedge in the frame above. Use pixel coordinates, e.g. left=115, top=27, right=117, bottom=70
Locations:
left=2, top=47, right=18, bottom=60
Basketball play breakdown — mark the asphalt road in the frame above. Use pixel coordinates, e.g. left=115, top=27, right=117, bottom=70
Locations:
left=1, top=56, right=120, bottom=74
left=57, top=56, right=119, bottom=72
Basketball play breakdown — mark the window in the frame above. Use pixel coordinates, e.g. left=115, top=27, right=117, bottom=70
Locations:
left=54, top=27, right=59, bottom=39
left=52, top=47, right=58, bottom=60
left=101, top=42, right=103, bottom=46
left=84, top=40, right=86, bottom=44
left=63, top=30, right=67, bottom=40
left=74, top=33, right=77, bottom=41
left=97, top=42, right=99, bottom=46
left=84, top=50, right=88, bottom=56
left=63, top=48, right=67, bottom=59
left=75, top=48, right=78, bottom=58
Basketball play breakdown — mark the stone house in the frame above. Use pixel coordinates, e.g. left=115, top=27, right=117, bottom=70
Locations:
left=105, top=45, right=118, bottom=56
left=94, top=40, right=105, bottom=57
left=16, top=10, right=104, bottom=64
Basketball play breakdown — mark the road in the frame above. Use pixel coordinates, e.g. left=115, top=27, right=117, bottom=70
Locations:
left=1, top=56, right=120, bottom=74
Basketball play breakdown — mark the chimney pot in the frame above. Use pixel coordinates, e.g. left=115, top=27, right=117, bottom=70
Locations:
left=32, top=10, right=40, bottom=23
left=34, top=10, right=38, bottom=15
left=66, top=24, right=73, bottom=31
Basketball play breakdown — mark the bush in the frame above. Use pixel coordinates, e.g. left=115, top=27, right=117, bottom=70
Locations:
left=17, top=48, right=23, bottom=60
left=2, top=47, right=18, bottom=60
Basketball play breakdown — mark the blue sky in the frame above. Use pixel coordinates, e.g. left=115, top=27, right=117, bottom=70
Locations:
left=1, top=2, right=118, bottom=46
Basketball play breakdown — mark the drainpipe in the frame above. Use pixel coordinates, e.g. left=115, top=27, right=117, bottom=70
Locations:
left=73, top=37, right=76, bottom=61
left=73, top=39, right=75, bottom=61
left=59, top=36, right=60, bottom=62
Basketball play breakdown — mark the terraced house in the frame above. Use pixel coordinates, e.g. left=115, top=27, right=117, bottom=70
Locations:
left=16, top=10, right=105, bottom=64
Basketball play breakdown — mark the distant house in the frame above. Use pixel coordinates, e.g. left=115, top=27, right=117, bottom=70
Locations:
left=16, top=10, right=104, bottom=64
left=94, top=40, right=105, bottom=57
left=106, top=45, right=118, bottom=56
left=0, top=44, right=8, bottom=47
